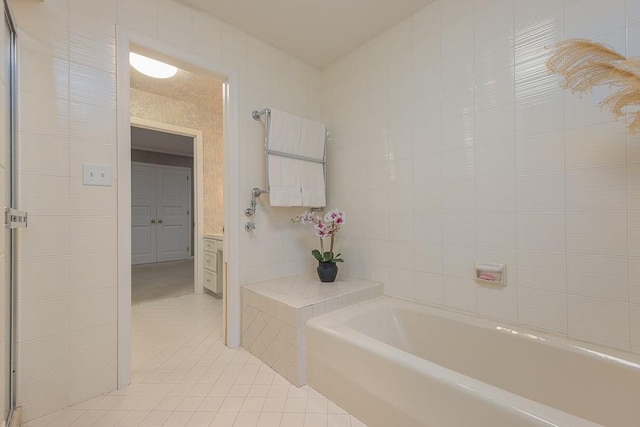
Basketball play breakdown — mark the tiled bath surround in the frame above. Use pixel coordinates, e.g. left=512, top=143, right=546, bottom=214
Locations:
left=323, top=0, right=640, bottom=355
left=241, top=276, right=383, bottom=386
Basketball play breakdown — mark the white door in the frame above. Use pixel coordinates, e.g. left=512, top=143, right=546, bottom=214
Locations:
left=132, top=164, right=157, bottom=264
left=157, top=167, right=190, bottom=262
left=131, top=163, right=191, bottom=265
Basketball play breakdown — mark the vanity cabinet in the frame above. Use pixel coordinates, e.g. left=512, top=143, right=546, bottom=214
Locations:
left=203, top=235, right=223, bottom=295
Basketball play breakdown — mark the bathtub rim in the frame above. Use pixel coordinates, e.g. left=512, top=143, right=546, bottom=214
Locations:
left=306, top=295, right=640, bottom=371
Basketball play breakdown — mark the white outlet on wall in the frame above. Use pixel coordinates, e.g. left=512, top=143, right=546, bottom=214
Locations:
left=83, top=163, right=112, bottom=186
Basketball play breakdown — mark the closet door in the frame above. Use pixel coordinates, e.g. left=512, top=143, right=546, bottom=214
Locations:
left=131, top=163, right=191, bottom=265
left=156, top=167, right=190, bottom=262
left=131, top=163, right=157, bottom=265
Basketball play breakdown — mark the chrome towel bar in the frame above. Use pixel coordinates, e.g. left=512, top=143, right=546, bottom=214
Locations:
left=251, top=108, right=328, bottom=206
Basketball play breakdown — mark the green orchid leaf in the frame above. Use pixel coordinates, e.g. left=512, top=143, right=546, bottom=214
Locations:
left=311, top=249, right=323, bottom=262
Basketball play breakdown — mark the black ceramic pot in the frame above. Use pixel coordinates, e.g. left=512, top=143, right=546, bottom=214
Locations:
left=317, top=262, right=338, bottom=282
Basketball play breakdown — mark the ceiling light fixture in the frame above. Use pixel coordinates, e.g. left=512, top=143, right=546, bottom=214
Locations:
left=129, top=52, right=177, bottom=79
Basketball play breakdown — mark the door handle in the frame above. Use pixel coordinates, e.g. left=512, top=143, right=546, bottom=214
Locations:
left=158, top=219, right=163, bottom=224
left=150, top=219, right=156, bottom=224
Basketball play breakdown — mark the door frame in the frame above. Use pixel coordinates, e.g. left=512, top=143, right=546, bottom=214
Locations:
left=116, top=28, right=241, bottom=389
left=131, top=160, right=193, bottom=266
left=4, top=0, right=17, bottom=422
left=130, top=119, right=203, bottom=286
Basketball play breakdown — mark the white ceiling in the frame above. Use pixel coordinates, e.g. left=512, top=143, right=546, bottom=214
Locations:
left=178, top=0, right=435, bottom=68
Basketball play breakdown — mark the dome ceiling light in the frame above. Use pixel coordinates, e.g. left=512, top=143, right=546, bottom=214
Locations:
left=129, top=52, right=177, bottom=79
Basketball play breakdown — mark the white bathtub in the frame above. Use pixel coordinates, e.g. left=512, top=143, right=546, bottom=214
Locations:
left=306, top=297, right=640, bottom=427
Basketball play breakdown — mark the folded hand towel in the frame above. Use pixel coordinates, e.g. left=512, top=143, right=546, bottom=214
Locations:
left=299, top=118, right=326, bottom=160
left=268, top=155, right=302, bottom=207
left=300, top=161, right=326, bottom=208
left=268, top=109, right=300, bottom=155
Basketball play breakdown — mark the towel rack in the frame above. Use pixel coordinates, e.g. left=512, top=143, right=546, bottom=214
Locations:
left=251, top=108, right=328, bottom=204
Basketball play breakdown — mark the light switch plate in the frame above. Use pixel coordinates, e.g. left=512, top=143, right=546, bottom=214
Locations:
left=83, top=163, right=112, bottom=186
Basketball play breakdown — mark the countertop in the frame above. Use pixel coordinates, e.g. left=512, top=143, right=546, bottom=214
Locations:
left=242, top=273, right=382, bottom=309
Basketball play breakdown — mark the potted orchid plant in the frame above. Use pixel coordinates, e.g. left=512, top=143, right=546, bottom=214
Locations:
left=292, top=209, right=345, bottom=282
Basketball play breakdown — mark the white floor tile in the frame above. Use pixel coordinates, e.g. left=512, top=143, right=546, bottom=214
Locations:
left=233, top=411, right=260, bottom=426
left=69, top=410, right=107, bottom=426
left=177, top=396, right=205, bottom=412
left=261, top=398, right=285, bottom=413
left=279, top=413, right=305, bottom=427
left=306, top=398, right=328, bottom=414
left=228, top=385, right=250, bottom=397
left=156, top=395, right=183, bottom=411
left=210, top=411, right=238, bottom=426
left=327, top=413, right=351, bottom=427
left=162, top=410, right=194, bottom=427
left=92, top=409, right=129, bottom=427
left=256, top=412, right=281, bottom=427
left=118, top=410, right=151, bottom=427
left=283, top=397, right=306, bottom=413
left=24, top=262, right=366, bottom=427
left=219, top=397, right=244, bottom=412
left=266, top=385, right=288, bottom=399
left=139, top=410, right=172, bottom=426
left=185, top=411, right=216, bottom=427
left=188, top=384, right=213, bottom=397
left=304, top=413, right=328, bottom=427
left=45, top=410, right=86, bottom=427
left=240, top=397, right=265, bottom=412
left=197, top=396, right=224, bottom=412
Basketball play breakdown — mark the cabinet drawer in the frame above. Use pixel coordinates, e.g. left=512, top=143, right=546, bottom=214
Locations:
left=203, top=269, right=217, bottom=292
left=203, top=251, right=217, bottom=272
left=203, top=238, right=216, bottom=252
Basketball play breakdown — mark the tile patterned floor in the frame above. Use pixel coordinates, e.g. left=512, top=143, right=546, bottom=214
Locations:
left=24, top=266, right=366, bottom=427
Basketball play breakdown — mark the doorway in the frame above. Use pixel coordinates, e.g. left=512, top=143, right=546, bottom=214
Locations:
left=129, top=118, right=204, bottom=298
left=117, top=32, right=241, bottom=388
left=130, top=122, right=198, bottom=305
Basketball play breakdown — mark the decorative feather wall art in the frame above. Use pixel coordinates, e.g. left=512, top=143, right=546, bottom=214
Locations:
left=547, top=38, right=640, bottom=133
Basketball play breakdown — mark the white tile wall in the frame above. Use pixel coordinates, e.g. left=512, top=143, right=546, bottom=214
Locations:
left=631, top=303, right=640, bottom=353
left=518, top=287, right=568, bottom=335
left=568, top=295, right=630, bottom=350
left=12, top=0, right=322, bottom=421
left=322, top=0, right=640, bottom=356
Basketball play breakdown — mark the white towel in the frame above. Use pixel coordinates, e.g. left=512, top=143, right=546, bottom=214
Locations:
left=268, top=109, right=300, bottom=155
left=299, top=119, right=326, bottom=160
left=300, top=161, right=326, bottom=208
left=268, top=155, right=302, bottom=207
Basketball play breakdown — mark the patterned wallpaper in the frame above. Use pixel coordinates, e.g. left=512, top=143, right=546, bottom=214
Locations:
left=130, top=78, right=224, bottom=235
